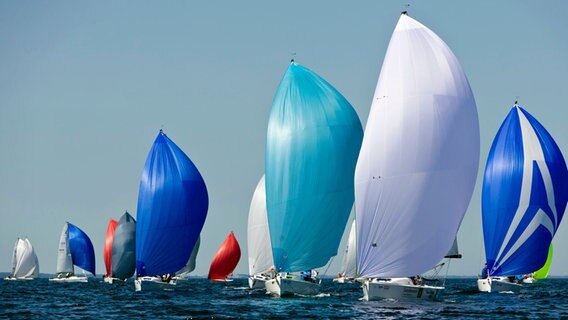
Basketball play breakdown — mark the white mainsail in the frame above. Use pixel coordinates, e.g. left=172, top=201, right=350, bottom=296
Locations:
left=175, top=236, right=201, bottom=278
left=340, top=220, right=357, bottom=278
left=247, top=176, right=273, bottom=277
left=56, top=223, right=74, bottom=274
left=355, top=13, right=479, bottom=278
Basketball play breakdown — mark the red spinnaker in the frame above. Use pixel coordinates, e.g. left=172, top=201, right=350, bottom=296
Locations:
left=208, top=231, right=241, bottom=280
left=104, top=219, right=118, bottom=276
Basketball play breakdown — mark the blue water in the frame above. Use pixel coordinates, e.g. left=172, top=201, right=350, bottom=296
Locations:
left=1, top=277, right=567, bottom=319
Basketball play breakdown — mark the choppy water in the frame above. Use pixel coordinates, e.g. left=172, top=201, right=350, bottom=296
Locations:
left=1, top=277, right=567, bottom=319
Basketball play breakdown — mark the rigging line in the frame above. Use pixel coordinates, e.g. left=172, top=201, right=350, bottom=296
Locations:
left=443, top=259, right=451, bottom=287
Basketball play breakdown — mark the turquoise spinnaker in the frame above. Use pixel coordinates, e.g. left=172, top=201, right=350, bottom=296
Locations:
left=265, top=62, right=363, bottom=272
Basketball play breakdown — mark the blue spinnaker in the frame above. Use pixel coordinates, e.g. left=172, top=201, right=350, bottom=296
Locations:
left=68, top=223, right=96, bottom=276
left=265, top=62, right=363, bottom=272
left=482, top=105, right=567, bottom=276
left=135, top=131, right=208, bottom=277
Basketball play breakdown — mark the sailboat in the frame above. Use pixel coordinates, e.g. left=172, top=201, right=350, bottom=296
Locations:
left=174, top=236, right=200, bottom=280
left=134, top=130, right=208, bottom=291
left=103, top=219, right=118, bottom=283
left=104, top=211, right=136, bottom=284
left=208, top=232, right=241, bottom=282
left=334, top=220, right=356, bottom=284
left=4, top=238, right=39, bottom=280
left=264, top=61, right=363, bottom=296
left=477, top=104, right=567, bottom=293
left=49, top=222, right=96, bottom=283
left=355, top=12, right=480, bottom=301
left=247, top=175, right=274, bottom=289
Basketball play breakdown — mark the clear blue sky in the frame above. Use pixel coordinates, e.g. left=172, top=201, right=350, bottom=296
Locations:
left=1, top=1, right=567, bottom=277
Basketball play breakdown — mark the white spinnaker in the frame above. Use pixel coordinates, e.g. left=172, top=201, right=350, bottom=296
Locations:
left=14, top=238, right=39, bottom=278
left=355, top=14, right=479, bottom=278
left=247, top=176, right=274, bottom=276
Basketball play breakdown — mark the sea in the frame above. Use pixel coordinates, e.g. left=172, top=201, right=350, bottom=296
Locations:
left=1, top=277, right=567, bottom=319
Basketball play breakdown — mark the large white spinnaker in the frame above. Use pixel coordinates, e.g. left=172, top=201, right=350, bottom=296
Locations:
left=355, top=13, right=479, bottom=279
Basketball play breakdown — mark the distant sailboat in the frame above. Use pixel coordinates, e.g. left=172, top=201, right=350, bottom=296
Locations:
left=4, top=238, right=39, bottom=280
left=445, top=238, right=462, bottom=259
left=134, top=130, right=208, bottom=291
left=247, top=175, right=274, bottom=289
left=49, top=222, right=96, bottom=283
left=264, top=62, right=363, bottom=296
left=477, top=105, right=567, bottom=293
left=104, top=211, right=136, bottom=284
left=334, top=220, right=356, bottom=284
left=355, top=12, right=480, bottom=301
left=174, top=236, right=200, bottom=280
left=208, top=232, right=241, bottom=282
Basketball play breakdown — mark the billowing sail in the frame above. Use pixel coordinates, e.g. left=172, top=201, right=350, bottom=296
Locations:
left=355, top=14, right=479, bottom=278
left=247, top=176, right=273, bottom=277
left=135, top=130, right=208, bottom=277
left=10, top=238, right=39, bottom=279
left=68, top=222, right=96, bottom=275
left=111, top=211, right=136, bottom=279
left=208, top=232, right=241, bottom=280
left=104, top=219, right=118, bottom=276
left=266, top=62, right=363, bottom=272
left=534, top=244, right=553, bottom=279
left=175, top=236, right=200, bottom=277
left=340, top=220, right=357, bottom=278
left=482, top=105, right=567, bottom=276
left=56, top=223, right=73, bottom=274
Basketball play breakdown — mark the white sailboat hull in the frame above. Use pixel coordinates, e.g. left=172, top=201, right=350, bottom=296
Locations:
left=477, top=277, right=521, bottom=293
left=248, top=273, right=272, bottom=289
left=333, top=276, right=354, bottom=284
left=522, top=276, right=535, bottom=284
left=4, top=277, right=34, bottom=281
left=103, top=276, right=126, bottom=284
left=265, top=274, right=319, bottom=296
left=49, top=276, right=88, bottom=283
left=134, top=276, right=176, bottom=291
left=363, top=278, right=443, bottom=301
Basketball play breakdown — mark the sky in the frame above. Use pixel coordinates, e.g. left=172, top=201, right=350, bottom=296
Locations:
left=1, top=1, right=567, bottom=277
